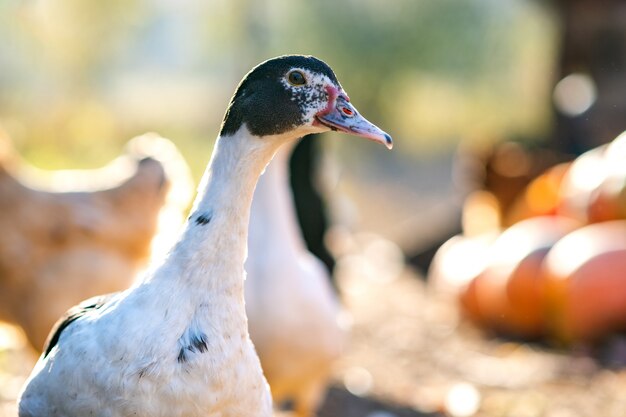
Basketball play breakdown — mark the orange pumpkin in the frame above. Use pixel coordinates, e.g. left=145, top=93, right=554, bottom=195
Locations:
left=587, top=174, right=626, bottom=223
left=543, top=221, right=626, bottom=343
left=587, top=132, right=626, bottom=223
left=559, top=131, right=626, bottom=224
left=506, top=162, right=571, bottom=226
left=462, top=216, right=580, bottom=338
left=605, top=130, right=626, bottom=164
left=428, top=232, right=498, bottom=298
left=558, top=145, right=609, bottom=222
left=459, top=273, right=483, bottom=326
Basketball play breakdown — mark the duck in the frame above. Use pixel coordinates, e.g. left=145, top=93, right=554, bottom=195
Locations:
left=0, top=132, right=192, bottom=352
left=289, top=135, right=337, bottom=276
left=246, top=142, right=343, bottom=417
left=17, top=55, right=392, bottom=417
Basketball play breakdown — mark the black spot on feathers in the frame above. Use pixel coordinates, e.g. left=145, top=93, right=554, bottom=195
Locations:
left=195, top=212, right=212, bottom=226
left=191, top=332, right=209, bottom=353
left=177, top=331, right=209, bottom=364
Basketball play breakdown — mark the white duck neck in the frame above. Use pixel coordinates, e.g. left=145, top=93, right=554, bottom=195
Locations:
left=248, top=142, right=308, bottom=256
left=158, top=126, right=286, bottom=294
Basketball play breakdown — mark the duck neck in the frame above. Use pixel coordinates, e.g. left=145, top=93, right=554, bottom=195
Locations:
left=248, top=142, right=307, bottom=256
left=158, top=127, right=286, bottom=294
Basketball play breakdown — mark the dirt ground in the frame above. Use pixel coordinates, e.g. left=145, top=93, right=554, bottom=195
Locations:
left=317, top=232, right=626, bottom=417
left=2, top=232, right=626, bottom=417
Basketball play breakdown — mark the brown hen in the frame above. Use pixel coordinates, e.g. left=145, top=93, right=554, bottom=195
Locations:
left=0, top=133, right=192, bottom=352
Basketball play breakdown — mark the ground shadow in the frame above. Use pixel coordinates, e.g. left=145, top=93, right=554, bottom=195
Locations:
left=318, top=386, right=442, bottom=417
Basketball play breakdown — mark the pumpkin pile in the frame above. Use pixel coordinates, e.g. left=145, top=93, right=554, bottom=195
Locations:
left=429, top=131, right=626, bottom=345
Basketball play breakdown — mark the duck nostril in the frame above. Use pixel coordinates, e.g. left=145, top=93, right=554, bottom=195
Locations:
left=341, top=107, right=354, bottom=117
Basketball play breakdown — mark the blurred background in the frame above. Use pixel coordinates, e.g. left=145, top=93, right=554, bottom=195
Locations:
left=1, top=0, right=626, bottom=416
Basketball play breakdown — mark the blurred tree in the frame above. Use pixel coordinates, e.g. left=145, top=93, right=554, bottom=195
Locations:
left=1, top=0, right=558, bottom=160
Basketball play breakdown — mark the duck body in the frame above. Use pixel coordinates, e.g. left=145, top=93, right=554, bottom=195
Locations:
left=18, top=55, right=391, bottom=417
left=22, top=290, right=266, bottom=417
left=246, top=145, right=343, bottom=416
left=19, top=130, right=274, bottom=417
left=22, top=289, right=267, bottom=416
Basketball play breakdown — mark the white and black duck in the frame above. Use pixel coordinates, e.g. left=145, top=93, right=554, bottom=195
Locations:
left=18, top=55, right=392, bottom=417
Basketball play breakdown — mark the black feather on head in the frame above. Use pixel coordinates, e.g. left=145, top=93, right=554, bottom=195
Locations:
left=219, top=55, right=340, bottom=137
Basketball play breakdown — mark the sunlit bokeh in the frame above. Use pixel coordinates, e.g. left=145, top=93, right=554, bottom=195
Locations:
left=2, top=1, right=626, bottom=416
left=0, top=0, right=557, bottom=171
left=553, top=73, right=597, bottom=117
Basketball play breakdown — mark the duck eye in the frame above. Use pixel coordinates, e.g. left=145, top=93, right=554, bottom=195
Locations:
left=287, top=70, right=306, bottom=86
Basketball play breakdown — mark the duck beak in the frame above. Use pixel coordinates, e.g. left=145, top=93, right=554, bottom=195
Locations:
left=315, top=94, right=393, bottom=150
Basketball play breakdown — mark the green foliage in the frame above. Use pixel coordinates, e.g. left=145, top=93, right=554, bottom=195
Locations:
left=0, top=0, right=557, bottom=175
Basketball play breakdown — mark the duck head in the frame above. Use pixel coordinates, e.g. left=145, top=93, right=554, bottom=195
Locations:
left=219, top=55, right=392, bottom=149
